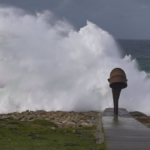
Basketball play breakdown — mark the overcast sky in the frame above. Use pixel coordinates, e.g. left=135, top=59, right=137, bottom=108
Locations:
left=0, top=0, right=150, bottom=39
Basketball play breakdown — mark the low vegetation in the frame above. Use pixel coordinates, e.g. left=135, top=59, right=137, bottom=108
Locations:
left=0, top=118, right=106, bottom=150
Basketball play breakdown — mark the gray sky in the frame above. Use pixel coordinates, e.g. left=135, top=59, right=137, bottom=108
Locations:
left=0, top=0, right=150, bottom=39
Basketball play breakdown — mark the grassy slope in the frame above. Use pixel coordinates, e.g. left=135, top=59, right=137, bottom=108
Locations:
left=0, top=119, right=106, bottom=150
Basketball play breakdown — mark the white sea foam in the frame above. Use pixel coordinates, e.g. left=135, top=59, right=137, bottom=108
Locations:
left=0, top=7, right=150, bottom=114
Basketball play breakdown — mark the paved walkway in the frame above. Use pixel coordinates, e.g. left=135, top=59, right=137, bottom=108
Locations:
left=102, top=108, right=150, bottom=150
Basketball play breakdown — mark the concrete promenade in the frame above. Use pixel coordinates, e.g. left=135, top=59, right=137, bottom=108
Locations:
left=102, top=108, right=150, bottom=150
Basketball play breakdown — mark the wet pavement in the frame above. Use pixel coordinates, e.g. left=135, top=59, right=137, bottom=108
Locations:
left=102, top=108, right=150, bottom=150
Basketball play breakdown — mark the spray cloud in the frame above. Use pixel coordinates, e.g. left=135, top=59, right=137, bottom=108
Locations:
left=0, top=7, right=150, bottom=114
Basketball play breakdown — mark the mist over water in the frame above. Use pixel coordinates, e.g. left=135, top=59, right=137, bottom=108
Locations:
left=0, top=7, right=150, bottom=115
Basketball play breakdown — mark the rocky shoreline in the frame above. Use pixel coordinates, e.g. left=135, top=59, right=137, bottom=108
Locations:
left=0, top=110, right=99, bottom=128
left=1, top=110, right=150, bottom=129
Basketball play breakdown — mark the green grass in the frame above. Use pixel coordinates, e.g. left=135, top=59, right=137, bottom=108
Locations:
left=0, top=119, right=106, bottom=150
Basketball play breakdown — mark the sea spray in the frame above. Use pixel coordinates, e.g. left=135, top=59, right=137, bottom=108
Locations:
left=0, top=7, right=150, bottom=114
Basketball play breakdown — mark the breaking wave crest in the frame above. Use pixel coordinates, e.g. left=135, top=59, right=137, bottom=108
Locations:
left=0, top=7, right=150, bottom=115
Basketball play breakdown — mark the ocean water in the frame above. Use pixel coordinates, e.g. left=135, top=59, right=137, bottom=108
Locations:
left=117, top=40, right=150, bottom=73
